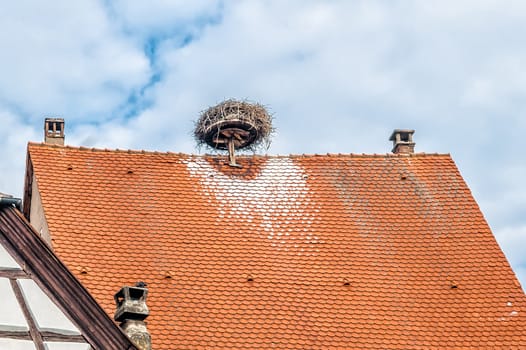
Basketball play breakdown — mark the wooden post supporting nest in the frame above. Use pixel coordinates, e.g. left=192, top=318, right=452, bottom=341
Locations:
left=210, top=128, right=246, bottom=168
left=227, top=138, right=240, bottom=167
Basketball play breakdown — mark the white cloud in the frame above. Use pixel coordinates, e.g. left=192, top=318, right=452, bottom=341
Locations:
left=0, top=0, right=524, bottom=286
left=0, top=111, right=38, bottom=196
left=107, top=0, right=221, bottom=30
left=0, top=1, right=150, bottom=121
left=104, top=0, right=223, bottom=49
left=496, top=225, right=526, bottom=280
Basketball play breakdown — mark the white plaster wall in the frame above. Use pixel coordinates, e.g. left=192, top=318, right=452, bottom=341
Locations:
left=29, top=174, right=51, bottom=246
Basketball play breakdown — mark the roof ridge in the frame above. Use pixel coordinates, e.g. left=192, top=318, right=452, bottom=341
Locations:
left=27, top=142, right=450, bottom=158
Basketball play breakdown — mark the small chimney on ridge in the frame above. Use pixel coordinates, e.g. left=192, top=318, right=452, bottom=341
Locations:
left=114, top=282, right=152, bottom=350
left=389, top=129, right=415, bottom=154
left=44, top=118, right=65, bottom=145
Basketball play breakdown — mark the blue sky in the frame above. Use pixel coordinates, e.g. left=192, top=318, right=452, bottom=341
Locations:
left=0, top=0, right=525, bottom=287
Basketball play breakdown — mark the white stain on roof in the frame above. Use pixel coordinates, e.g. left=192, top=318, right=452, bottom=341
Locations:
left=185, top=157, right=320, bottom=254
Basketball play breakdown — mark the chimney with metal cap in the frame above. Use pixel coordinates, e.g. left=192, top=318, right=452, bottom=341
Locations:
left=44, top=118, right=65, bottom=145
left=114, top=282, right=152, bottom=350
left=389, top=129, right=415, bottom=154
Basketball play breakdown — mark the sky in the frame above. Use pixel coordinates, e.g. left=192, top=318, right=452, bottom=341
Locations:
left=0, top=0, right=525, bottom=288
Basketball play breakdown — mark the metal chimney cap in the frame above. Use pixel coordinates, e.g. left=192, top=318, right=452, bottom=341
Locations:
left=114, top=285, right=150, bottom=322
left=389, top=129, right=415, bottom=142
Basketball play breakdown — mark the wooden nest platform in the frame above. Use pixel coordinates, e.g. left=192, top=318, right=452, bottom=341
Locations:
left=194, top=99, right=274, bottom=151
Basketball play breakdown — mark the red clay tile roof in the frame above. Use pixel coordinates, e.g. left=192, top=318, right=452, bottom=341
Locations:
left=26, top=142, right=526, bottom=349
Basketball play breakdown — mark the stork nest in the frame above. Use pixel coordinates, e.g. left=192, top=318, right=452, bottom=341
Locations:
left=194, top=99, right=274, bottom=151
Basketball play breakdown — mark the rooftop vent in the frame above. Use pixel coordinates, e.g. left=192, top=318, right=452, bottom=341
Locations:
left=114, top=282, right=151, bottom=350
left=44, top=118, right=65, bottom=145
left=389, top=129, right=415, bottom=154
left=0, top=193, right=22, bottom=210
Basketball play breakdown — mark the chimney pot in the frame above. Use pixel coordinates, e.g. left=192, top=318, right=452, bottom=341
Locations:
left=44, top=118, right=65, bottom=145
left=120, top=320, right=152, bottom=350
left=389, top=129, right=415, bottom=154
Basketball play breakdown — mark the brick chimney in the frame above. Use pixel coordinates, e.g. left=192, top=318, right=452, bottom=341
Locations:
left=44, top=118, right=65, bottom=145
left=114, top=282, right=152, bottom=350
left=389, top=129, right=415, bottom=154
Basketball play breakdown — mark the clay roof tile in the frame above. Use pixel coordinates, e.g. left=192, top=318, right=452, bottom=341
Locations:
left=25, top=142, right=526, bottom=349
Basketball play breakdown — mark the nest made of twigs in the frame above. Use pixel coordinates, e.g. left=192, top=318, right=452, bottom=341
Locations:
left=194, top=99, right=274, bottom=151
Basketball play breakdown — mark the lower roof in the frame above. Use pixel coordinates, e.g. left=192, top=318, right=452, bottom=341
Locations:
left=26, top=143, right=526, bottom=348
left=0, top=200, right=137, bottom=350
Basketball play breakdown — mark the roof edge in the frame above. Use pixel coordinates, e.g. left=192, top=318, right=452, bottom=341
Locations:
left=27, top=142, right=451, bottom=158
left=0, top=206, right=138, bottom=350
